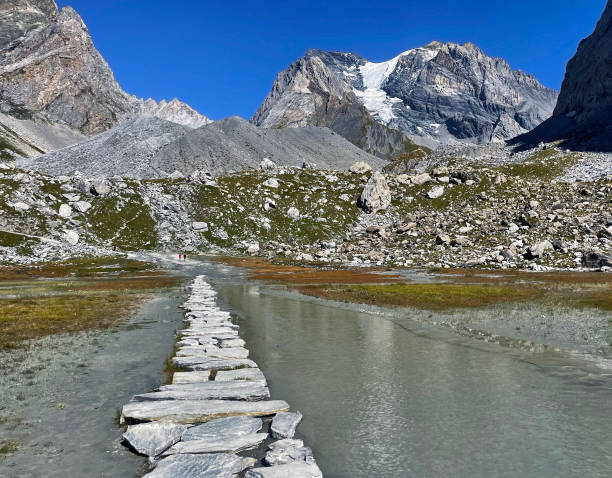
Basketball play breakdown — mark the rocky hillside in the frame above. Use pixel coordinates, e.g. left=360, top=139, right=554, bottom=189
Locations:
left=253, top=44, right=557, bottom=151
left=1, top=149, right=610, bottom=271
left=17, top=116, right=385, bottom=178
left=0, top=0, right=210, bottom=157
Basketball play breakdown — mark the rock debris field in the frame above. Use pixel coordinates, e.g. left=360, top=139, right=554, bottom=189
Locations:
left=120, top=275, right=321, bottom=477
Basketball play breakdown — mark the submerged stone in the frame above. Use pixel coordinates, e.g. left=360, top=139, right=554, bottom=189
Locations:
left=122, top=422, right=188, bottom=457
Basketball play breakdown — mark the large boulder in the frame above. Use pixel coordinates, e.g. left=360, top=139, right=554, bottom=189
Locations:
left=90, top=179, right=110, bottom=196
left=357, top=171, right=391, bottom=214
left=349, top=161, right=372, bottom=174
left=581, top=251, right=612, bottom=268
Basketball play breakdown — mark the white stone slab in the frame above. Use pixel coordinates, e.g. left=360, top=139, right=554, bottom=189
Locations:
left=122, top=399, right=290, bottom=424
left=181, top=416, right=263, bottom=441
left=162, top=433, right=268, bottom=455
left=172, top=371, right=211, bottom=384
left=215, top=368, right=267, bottom=384
left=145, top=453, right=255, bottom=478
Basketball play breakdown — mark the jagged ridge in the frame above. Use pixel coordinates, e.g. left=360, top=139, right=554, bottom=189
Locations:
left=252, top=43, right=557, bottom=150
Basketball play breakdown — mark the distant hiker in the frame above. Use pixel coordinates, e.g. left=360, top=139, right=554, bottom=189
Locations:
left=113, top=245, right=117, bottom=252
left=183, top=253, right=187, bottom=261
left=179, top=253, right=182, bottom=260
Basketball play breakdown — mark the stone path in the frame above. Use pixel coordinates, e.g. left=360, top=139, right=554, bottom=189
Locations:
left=120, top=275, right=323, bottom=477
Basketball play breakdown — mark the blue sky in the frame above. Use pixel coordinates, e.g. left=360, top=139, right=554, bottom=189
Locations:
left=57, top=0, right=606, bottom=121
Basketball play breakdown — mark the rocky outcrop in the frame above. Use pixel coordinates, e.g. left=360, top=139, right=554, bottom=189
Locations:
left=0, top=0, right=209, bottom=154
left=253, top=44, right=557, bottom=150
left=511, top=2, right=612, bottom=152
left=554, top=2, right=612, bottom=123
left=251, top=53, right=425, bottom=160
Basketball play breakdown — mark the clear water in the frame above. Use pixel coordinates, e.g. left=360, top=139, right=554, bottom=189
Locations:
left=0, top=291, right=185, bottom=478
left=214, top=281, right=612, bottom=478
left=2, top=257, right=611, bottom=478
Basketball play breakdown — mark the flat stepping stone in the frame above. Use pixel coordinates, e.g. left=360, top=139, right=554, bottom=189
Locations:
left=122, top=399, right=290, bottom=424
left=173, top=371, right=211, bottom=384
left=182, top=416, right=262, bottom=441
left=145, top=453, right=255, bottom=478
left=265, top=439, right=315, bottom=466
left=180, top=326, right=239, bottom=335
left=244, top=463, right=323, bottom=478
left=175, top=346, right=212, bottom=357
left=123, top=422, right=188, bottom=457
left=175, top=346, right=249, bottom=360
left=162, top=433, right=268, bottom=456
left=271, top=411, right=303, bottom=439
left=204, top=346, right=249, bottom=359
left=172, top=357, right=257, bottom=371
left=215, top=368, right=267, bottom=383
left=218, top=338, right=246, bottom=348
left=134, top=382, right=270, bottom=401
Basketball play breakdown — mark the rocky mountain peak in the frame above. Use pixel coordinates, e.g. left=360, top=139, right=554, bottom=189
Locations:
left=254, top=42, right=558, bottom=150
left=136, top=97, right=211, bottom=128
left=252, top=49, right=422, bottom=160
left=0, top=0, right=210, bottom=156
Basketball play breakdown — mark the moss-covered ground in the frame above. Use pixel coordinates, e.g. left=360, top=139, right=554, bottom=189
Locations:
left=0, top=256, right=182, bottom=349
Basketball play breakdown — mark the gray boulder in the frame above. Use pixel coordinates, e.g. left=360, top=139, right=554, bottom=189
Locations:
left=122, top=422, right=187, bottom=457
left=357, top=171, right=391, bottom=214
left=265, top=439, right=315, bottom=466
left=271, top=411, right=303, bottom=439
left=90, top=179, right=110, bottom=196
left=349, top=161, right=372, bottom=174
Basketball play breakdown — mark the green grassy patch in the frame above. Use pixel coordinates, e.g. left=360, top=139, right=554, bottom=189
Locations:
left=499, top=149, right=579, bottom=181
left=298, top=282, right=540, bottom=310
left=181, top=170, right=364, bottom=247
left=86, top=194, right=157, bottom=250
left=0, top=256, right=155, bottom=280
left=0, top=439, right=20, bottom=459
left=0, top=257, right=181, bottom=349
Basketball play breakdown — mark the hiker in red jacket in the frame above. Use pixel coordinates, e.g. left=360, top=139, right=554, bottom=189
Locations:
left=179, top=253, right=182, bottom=260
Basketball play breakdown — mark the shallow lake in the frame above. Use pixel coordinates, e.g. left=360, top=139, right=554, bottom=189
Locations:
left=211, top=270, right=612, bottom=478
left=1, top=258, right=611, bottom=477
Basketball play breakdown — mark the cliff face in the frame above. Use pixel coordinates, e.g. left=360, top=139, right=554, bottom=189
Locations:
left=253, top=43, right=557, bottom=153
left=554, top=1, right=612, bottom=123
left=511, top=2, right=612, bottom=152
left=0, top=0, right=209, bottom=155
left=0, top=1, right=134, bottom=135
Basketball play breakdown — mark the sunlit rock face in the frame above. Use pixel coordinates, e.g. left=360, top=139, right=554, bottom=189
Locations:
left=0, top=0, right=209, bottom=152
left=253, top=42, right=558, bottom=150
